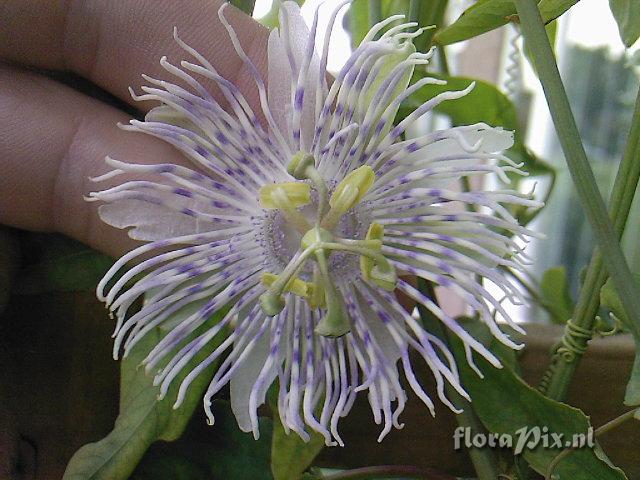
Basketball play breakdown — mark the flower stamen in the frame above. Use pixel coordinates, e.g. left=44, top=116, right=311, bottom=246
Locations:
left=321, top=165, right=375, bottom=229
left=260, top=183, right=311, bottom=233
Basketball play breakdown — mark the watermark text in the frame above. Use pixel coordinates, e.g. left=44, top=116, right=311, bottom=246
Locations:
left=453, top=426, right=595, bottom=455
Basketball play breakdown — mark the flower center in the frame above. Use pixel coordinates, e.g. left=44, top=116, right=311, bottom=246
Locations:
left=257, top=153, right=397, bottom=338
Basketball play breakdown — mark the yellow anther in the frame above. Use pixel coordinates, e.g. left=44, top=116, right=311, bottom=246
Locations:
left=259, top=182, right=310, bottom=209
left=359, top=223, right=396, bottom=291
left=261, top=272, right=311, bottom=298
left=366, top=222, right=385, bottom=241
left=261, top=272, right=326, bottom=309
left=369, top=264, right=397, bottom=291
left=322, top=166, right=375, bottom=229
left=360, top=223, right=384, bottom=282
left=287, top=151, right=316, bottom=179
left=307, top=282, right=326, bottom=309
left=329, top=165, right=375, bottom=211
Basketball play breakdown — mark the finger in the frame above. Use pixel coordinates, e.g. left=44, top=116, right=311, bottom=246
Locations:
left=0, top=0, right=268, bottom=113
left=0, top=64, right=196, bottom=258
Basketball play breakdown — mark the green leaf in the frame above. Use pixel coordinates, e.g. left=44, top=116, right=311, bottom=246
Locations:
left=601, top=276, right=640, bottom=406
left=538, top=0, right=580, bottom=22
left=346, top=0, right=376, bottom=49
left=540, top=266, right=574, bottom=324
left=230, top=0, right=256, bottom=15
left=401, top=0, right=448, bottom=51
left=63, top=310, right=228, bottom=480
left=447, top=321, right=628, bottom=479
left=435, top=0, right=580, bottom=45
left=13, top=233, right=113, bottom=295
left=400, top=73, right=518, bottom=130
left=132, top=400, right=273, bottom=480
left=345, top=0, right=447, bottom=51
left=609, top=0, right=640, bottom=47
left=132, top=455, right=207, bottom=480
left=204, top=400, right=273, bottom=480
left=435, top=0, right=516, bottom=46
left=271, top=414, right=325, bottom=480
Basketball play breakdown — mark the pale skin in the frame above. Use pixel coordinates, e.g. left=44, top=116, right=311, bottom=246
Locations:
left=0, top=0, right=269, bottom=258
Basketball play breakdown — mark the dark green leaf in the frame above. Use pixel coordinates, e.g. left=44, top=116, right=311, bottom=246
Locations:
left=540, top=266, right=574, bottom=324
left=271, top=414, right=325, bottom=480
left=204, top=400, right=273, bottom=480
left=13, top=233, right=113, bottom=295
left=447, top=320, right=628, bottom=479
left=14, top=250, right=113, bottom=295
left=132, top=455, right=207, bottom=480
left=230, top=0, right=256, bottom=15
left=601, top=276, right=640, bottom=405
left=132, top=400, right=273, bottom=480
left=63, top=311, right=228, bottom=480
left=609, top=0, right=640, bottom=47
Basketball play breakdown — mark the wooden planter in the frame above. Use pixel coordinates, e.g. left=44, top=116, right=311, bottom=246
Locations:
left=1, top=292, right=638, bottom=479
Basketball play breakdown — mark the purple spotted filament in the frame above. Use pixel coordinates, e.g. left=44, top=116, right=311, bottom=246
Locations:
left=89, top=1, right=540, bottom=446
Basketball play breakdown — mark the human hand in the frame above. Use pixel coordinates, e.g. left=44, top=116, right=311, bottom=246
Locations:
left=0, top=2, right=268, bottom=476
left=0, top=0, right=268, bottom=258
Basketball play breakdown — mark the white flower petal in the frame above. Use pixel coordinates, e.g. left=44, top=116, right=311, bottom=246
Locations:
left=230, top=319, right=278, bottom=434
left=98, top=200, right=205, bottom=241
left=268, top=1, right=322, bottom=151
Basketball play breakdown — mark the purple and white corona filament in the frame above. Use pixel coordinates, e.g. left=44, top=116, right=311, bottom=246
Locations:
left=90, top=2, right=540, bottom=446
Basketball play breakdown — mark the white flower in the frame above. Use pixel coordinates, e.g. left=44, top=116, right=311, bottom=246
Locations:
left=90, top=1, right=539, bottom=446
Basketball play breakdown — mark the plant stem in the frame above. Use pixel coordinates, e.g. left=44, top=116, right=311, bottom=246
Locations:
left=322, top=464, right=455, bottom=480
left=514, top=0, right=640, bottom=337
left=540, top=85, right=640, bottom=400
left=416, top=279, right=501, bottom=480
